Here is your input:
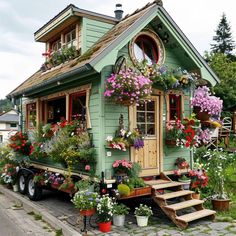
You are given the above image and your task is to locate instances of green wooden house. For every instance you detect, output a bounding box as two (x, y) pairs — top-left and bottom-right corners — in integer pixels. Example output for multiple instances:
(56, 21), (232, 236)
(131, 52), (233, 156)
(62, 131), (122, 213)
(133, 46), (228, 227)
(8, 0), (219, 178)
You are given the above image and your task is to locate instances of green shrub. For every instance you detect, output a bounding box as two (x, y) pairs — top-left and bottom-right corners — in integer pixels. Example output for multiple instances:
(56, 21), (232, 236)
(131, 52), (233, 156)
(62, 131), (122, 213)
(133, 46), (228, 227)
(117, 184), (130, 197)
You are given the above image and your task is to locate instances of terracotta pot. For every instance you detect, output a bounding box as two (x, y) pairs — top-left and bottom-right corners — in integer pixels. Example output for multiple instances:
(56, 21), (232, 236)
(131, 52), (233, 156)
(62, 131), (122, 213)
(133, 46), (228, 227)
(212, 199), (230, 211)
(99, 221), (111, 232)
(79, 208), (96, 216)
(194, 107), (210, 121)
(192, 193), (200, 199)
(165, 139), (176, 147)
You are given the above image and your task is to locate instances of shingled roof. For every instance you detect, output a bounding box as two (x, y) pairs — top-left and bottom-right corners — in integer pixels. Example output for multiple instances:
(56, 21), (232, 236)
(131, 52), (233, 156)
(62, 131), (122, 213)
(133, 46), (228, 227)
(9, 1), (161, 98)
(0, 110), (19, 123)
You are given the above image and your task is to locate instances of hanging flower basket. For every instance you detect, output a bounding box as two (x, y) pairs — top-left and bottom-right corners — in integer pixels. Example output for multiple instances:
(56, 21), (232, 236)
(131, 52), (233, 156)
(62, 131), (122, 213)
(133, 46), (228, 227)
(196, 111), (210, 121)
(104, 68), (152, 106)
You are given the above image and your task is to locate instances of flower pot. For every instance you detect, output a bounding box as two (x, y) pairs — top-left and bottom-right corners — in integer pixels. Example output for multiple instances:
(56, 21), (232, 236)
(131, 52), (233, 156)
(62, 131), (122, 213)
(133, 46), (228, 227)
(113, 215), (125, 227)
(79, 208), (96, 216)
(165, 139), (176, 147)
(192, 193), (200, 199)
(99, 221), (111, 232)
(136, 215), (149, 227)
(212, 199), (230, 211)
(13, 184), (19, 192)
(179, 180), (191, 190)
(196, 111), (210, 121)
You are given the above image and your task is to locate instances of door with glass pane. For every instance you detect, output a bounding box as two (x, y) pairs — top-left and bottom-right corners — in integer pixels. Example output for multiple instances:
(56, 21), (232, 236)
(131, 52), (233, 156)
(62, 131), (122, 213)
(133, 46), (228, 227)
(130, 96), (160, 176)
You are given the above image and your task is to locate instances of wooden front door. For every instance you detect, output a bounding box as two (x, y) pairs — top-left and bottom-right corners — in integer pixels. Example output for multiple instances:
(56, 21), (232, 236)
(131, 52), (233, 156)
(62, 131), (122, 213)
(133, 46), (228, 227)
(130, 96), (162, 176)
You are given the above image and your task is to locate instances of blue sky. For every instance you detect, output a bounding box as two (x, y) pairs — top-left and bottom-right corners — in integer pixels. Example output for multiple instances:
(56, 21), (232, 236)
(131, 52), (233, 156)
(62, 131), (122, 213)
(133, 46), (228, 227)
(0, 0), (235, 98)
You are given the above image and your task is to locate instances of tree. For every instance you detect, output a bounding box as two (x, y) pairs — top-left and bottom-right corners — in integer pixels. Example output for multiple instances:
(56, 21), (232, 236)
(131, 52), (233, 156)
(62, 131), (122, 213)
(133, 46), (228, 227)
(211, 13), (235, 55)
(0, 98), (13, 114)
(206, 52), (236, 110)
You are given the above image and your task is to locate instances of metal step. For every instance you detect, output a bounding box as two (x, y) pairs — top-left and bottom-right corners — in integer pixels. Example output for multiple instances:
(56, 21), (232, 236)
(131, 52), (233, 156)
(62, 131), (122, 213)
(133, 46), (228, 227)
(152, 181), (184, 190)
(155, 190), (194, 200)
(176, 209), (216, 223)
(164, 199), (204, 211)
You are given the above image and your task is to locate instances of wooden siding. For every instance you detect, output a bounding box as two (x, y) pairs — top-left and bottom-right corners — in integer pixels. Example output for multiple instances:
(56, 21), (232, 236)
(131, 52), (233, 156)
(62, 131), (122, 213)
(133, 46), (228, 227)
(82, 18), (114, 53)
(115, 42), (193, 173)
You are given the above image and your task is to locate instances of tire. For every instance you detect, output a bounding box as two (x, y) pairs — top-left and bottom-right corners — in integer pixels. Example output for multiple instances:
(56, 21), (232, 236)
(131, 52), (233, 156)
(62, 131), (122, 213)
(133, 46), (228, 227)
(26, 175), (42, 201)
(18, 172), (27, 194)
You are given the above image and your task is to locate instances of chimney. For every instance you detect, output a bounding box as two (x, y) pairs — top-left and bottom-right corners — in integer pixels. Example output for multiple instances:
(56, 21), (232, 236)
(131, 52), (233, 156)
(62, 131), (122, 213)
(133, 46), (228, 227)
(114, 4), (123, 20)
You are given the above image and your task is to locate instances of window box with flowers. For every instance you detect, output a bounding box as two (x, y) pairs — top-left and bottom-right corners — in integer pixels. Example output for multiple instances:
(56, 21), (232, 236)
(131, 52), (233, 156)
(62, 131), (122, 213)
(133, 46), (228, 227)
(136, 60), (198, 90)
(165, 116), (200, 149)
(106, 128), (144, 151)
(104, 68), (152, 106)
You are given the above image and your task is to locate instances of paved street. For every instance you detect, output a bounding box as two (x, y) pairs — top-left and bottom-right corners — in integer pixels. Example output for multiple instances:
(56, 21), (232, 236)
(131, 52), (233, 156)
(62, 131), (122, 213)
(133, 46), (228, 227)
(0, 191), (55, 236)
(0, 204), (25, 236)
(2, 186), (236, 235)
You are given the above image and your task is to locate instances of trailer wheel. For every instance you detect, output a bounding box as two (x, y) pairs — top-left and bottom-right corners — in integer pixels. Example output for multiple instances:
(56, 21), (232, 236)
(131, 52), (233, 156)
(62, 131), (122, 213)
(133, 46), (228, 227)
(26, 175), (42, 201)
(18, 173), (27, 194)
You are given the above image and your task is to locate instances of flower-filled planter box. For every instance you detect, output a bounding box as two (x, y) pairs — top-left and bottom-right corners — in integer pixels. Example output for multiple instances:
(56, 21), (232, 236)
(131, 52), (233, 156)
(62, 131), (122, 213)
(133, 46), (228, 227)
(119, 186), (151, 199)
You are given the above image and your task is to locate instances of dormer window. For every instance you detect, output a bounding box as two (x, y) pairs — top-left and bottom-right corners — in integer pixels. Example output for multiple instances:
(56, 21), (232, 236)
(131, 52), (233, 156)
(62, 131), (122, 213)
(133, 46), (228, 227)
(52, 39), (61, 51)
(65, 29), (76, 48)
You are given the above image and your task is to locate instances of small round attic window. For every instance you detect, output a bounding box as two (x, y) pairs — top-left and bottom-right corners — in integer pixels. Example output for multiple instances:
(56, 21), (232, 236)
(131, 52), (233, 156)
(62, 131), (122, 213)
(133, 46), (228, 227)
(129, 30), (165, 66)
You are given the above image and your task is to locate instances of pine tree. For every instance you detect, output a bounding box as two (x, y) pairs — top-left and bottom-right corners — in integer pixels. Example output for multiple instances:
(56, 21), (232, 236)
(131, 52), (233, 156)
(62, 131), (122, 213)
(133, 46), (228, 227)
(211, 13), (235, 55)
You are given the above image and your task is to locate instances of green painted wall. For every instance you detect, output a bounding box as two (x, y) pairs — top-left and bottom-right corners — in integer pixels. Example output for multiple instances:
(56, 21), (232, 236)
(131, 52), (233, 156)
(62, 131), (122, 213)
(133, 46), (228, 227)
(81, 18), (114, 53)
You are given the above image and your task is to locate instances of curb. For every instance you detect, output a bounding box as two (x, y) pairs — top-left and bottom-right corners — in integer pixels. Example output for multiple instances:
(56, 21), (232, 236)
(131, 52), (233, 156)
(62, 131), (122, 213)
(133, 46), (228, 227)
(0, 185), (81, 236)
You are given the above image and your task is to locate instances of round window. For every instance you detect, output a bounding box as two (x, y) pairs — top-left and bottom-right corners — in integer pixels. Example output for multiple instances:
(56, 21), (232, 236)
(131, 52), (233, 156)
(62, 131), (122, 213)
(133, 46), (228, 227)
(129, 30), (165, 66)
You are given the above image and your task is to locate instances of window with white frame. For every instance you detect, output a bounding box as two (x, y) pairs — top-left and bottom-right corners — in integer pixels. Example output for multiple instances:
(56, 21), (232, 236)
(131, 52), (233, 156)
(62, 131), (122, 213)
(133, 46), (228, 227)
(52, 39), (61, 51)
(65, 29), (76, 48)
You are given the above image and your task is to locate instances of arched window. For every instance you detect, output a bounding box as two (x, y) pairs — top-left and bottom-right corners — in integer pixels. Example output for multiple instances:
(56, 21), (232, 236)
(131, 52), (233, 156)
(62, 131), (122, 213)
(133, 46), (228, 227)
(129, 30), (165, 66)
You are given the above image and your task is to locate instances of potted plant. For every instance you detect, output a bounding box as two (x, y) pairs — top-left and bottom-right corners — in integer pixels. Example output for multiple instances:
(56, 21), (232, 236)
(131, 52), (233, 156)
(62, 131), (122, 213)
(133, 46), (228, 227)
(137, 60), (197, 90)
(0, 164), (18, 190)
(205, 149), (231, 210)
(96, 194), (114, 233)
(71, 191), (98, 216)
(173, 170), (191, 190)
(191, 86), (223, 120)
(134, 204), (153, 227)
(112, 159), (133, 182)
(188, 169), (209, 199)
(104, 68), (152, 106)
(112, 203), (130, 227)
(165, 119), (184, 147)
(174, 157), (189, 170)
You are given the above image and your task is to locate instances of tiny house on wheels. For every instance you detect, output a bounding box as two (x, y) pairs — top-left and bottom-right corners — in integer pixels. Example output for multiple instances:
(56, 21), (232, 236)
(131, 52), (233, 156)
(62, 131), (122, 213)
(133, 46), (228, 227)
(7, 0), (218, 228)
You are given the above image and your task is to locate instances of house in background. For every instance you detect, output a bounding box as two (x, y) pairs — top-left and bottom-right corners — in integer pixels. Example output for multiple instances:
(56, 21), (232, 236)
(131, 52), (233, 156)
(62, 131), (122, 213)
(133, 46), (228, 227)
(7, 0), (219, 176)
(0, 109), (19, 143)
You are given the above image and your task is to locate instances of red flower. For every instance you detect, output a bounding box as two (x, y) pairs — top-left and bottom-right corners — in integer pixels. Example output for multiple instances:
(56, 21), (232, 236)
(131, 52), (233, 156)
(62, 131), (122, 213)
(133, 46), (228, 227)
(85, 165), (91, 171)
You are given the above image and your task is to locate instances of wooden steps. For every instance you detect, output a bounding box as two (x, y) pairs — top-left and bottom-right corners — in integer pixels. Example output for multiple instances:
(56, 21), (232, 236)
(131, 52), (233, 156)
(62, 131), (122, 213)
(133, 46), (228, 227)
(164, 199), (204, 211)
(151, 172), (216, 229)
(176, 209), (216, 223)
(147, 181), (184, 190)
(155, 190), (194, 200)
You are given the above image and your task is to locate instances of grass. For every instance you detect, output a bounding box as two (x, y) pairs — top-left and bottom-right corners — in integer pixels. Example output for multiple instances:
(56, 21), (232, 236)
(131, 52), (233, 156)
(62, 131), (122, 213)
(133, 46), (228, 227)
(55, 229), (63, 236)
(34, 213), (42, 221)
